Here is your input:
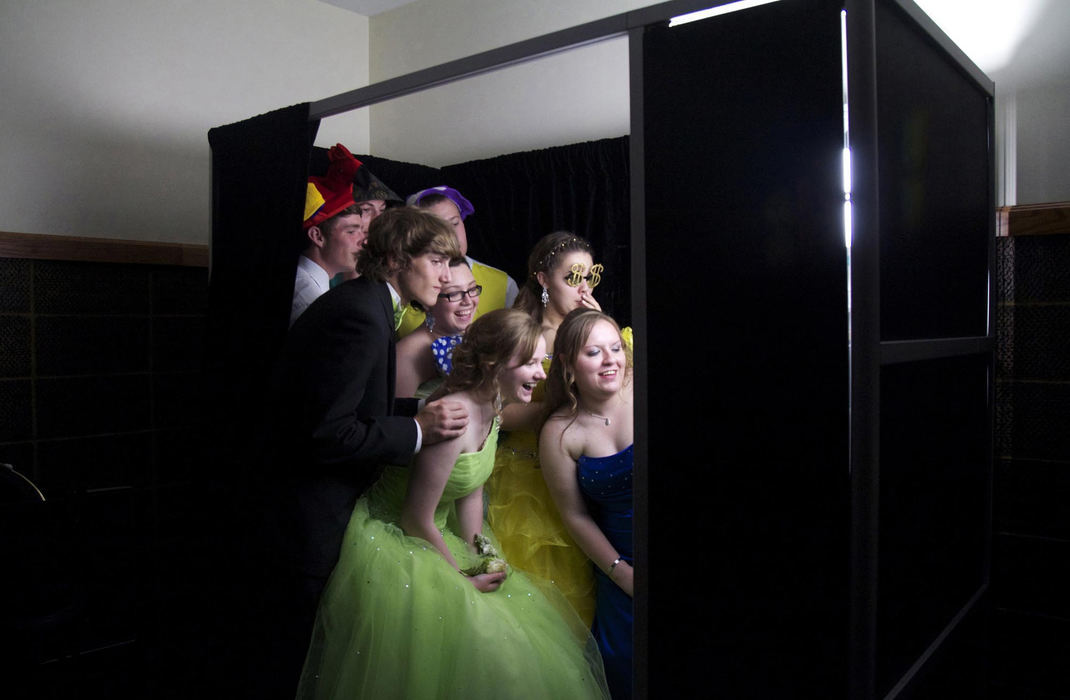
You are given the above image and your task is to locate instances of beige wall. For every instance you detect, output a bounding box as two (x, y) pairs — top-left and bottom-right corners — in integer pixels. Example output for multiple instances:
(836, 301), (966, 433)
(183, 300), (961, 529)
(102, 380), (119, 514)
(0, 0), (369, 244)
(361, 0), (658, 167)
(1002, 77), (1070, 205)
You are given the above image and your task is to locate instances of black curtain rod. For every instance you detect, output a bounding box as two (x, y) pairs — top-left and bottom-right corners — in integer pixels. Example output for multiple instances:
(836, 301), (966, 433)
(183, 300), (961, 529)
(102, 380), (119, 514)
(307, 0), (733, 120)
(308, 0), (991, 121)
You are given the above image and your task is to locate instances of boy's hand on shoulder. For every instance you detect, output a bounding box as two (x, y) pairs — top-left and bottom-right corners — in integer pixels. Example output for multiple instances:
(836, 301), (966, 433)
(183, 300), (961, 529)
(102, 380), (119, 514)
(417, 398), (469, 445)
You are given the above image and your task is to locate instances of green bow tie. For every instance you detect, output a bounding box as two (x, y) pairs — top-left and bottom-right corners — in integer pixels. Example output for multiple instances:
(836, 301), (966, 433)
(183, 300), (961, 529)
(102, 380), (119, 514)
(392, 300), (407, 332)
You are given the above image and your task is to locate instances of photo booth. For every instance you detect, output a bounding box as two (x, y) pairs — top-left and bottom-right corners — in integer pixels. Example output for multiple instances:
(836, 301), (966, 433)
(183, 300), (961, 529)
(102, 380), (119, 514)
(206, 1), (994, 696)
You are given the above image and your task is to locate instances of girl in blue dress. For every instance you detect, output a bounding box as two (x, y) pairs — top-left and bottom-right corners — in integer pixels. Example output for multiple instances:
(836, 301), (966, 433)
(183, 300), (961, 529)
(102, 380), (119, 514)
(539, 309), (634, 699)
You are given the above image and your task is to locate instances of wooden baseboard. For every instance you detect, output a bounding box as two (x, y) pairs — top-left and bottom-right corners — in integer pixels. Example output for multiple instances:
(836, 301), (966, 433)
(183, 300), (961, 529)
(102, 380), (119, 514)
(0, 231), (208, 267)
(997, 202), (1070, 237)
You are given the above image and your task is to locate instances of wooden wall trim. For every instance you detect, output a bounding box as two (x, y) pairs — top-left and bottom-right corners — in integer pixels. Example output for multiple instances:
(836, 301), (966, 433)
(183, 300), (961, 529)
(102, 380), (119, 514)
(0, 230), (208, 267)
(997, 202), (1070, 237)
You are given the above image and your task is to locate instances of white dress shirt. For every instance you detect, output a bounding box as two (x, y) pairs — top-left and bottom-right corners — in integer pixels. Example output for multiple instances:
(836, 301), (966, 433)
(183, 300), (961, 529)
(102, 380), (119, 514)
(290, 255), (331, 327)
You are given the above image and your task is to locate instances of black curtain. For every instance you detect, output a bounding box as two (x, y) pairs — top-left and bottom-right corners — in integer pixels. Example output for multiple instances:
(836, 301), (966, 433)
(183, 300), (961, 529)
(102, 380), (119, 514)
(311, 137), (631, 324)
(205, 104), (318, 479)
(205, 102), (319, 602)
(202, 104), (320, 696)
(444, 136), (631, 325)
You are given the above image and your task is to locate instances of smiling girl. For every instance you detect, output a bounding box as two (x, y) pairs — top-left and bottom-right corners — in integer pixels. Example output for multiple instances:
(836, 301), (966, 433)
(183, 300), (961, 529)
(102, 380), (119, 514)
(539, 308), (634, 700)
(395, 259), (482, 399)
(484, 232), (613, 627)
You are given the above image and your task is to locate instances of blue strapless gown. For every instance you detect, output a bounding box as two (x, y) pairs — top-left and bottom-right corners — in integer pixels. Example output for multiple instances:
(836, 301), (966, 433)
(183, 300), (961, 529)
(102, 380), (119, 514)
(577, 444), (634, 700)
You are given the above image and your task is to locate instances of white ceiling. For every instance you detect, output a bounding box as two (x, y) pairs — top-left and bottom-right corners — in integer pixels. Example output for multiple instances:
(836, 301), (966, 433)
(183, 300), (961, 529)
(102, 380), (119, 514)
(915, 0), (1070, 90)
(319, 0), (416, 16)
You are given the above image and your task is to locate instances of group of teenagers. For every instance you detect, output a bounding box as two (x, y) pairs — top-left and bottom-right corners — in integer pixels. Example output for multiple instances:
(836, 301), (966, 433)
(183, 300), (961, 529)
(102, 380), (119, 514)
(263, 144), (633, 699)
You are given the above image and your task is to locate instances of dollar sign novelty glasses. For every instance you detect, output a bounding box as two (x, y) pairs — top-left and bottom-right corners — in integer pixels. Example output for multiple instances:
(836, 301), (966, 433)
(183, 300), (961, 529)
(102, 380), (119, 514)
(565, 263), (604, 289)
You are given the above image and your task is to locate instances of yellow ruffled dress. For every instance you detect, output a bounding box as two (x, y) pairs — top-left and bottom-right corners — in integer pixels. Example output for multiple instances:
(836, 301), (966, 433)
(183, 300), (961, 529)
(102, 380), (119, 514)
(486, 328), (632, 627)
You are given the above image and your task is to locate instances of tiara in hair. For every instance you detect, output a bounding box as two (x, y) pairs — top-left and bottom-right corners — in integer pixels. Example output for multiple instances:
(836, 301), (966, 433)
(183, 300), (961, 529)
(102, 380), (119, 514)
(535, 236), (590, 274)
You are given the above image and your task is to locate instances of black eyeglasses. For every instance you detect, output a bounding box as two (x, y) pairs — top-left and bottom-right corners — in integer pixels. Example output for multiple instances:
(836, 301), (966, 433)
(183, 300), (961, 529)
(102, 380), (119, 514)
(438, 285), (483, 302)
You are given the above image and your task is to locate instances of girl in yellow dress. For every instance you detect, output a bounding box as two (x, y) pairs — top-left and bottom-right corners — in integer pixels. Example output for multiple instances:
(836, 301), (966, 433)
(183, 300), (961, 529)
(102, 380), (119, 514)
(486, 231), (618, 625)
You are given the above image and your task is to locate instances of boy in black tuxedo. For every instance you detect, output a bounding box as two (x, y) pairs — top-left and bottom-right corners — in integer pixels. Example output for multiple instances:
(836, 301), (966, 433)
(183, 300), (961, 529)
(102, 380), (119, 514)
(260, 207), (469, 697)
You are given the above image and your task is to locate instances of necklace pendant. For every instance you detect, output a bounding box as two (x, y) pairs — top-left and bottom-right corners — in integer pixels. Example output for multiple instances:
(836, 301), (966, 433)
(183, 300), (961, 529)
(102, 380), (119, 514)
(584, 408), (611, 426)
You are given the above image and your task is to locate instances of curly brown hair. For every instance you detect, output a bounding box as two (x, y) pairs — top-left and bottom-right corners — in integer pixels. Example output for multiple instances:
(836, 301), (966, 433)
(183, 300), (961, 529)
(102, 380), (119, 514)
(356, 207), (462, 281)
(443, 309), (542, 406)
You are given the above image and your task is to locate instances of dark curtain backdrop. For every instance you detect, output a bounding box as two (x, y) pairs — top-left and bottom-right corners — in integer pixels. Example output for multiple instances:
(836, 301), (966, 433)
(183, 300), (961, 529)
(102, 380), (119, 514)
(309, 137), (631, 325)
(205, 104), (318, 481)
(204, 104), (320, 697)
(443, 136), (631, 325)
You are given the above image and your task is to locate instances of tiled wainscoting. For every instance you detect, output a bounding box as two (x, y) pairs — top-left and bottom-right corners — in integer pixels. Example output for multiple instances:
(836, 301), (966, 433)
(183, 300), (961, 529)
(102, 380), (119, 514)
(993, 231), (1070, 699)
(1, 251), (213, 698)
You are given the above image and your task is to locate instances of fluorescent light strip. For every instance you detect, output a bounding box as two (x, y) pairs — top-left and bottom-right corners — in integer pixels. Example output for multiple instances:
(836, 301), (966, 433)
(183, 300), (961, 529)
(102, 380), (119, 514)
(843, 147), (852, 196)
(841, 11), (854, 365)
(841, 9), (852, 250)
(669, 0), (782, 27)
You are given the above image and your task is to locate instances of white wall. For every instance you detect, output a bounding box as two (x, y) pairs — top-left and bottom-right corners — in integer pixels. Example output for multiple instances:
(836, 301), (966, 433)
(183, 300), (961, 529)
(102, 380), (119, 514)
(0, 0), (369, 244)
(1006, 77), (1070, 205)
(982, 0), (1070, 206)
(362, 0), (658, 167)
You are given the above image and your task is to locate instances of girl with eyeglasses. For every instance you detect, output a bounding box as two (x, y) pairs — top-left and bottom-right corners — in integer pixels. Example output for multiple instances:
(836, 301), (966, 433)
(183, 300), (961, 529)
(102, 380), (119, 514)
(395, 259), (483, 399)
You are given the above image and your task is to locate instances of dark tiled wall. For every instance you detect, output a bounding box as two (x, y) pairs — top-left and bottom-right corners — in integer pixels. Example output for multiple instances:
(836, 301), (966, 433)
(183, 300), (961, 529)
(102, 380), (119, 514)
(994, 234), (1070, 699)
(1, 256), (210, 698)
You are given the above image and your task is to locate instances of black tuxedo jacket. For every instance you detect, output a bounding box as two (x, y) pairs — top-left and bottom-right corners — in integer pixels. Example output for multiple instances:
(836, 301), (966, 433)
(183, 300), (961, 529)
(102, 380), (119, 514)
(267, 276), (418, 580)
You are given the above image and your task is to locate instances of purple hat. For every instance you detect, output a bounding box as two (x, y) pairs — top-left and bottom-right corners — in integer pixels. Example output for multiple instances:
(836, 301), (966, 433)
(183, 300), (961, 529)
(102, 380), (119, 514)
(406, 186), (475, 220)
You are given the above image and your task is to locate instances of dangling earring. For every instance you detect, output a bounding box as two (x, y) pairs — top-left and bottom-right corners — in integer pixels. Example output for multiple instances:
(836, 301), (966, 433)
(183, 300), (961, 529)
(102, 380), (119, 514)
(424, 314), (435, 333)
(540, 286), (549, 307)
(494, 390), (504, 416)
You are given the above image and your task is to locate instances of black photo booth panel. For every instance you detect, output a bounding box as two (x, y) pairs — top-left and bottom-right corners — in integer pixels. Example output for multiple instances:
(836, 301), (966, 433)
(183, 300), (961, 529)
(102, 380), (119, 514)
(637, 0), (993, 697)
(640, 0), (850, 695)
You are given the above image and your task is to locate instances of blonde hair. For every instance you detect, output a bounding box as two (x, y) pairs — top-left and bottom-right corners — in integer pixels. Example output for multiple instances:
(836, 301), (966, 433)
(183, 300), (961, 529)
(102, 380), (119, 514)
(541, 308), (630, 427)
